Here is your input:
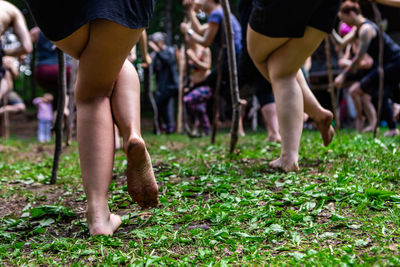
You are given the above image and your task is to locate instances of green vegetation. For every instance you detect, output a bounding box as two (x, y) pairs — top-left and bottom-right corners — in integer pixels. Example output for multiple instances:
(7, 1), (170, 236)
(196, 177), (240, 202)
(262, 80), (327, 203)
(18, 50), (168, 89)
(1, 130), (400, 265)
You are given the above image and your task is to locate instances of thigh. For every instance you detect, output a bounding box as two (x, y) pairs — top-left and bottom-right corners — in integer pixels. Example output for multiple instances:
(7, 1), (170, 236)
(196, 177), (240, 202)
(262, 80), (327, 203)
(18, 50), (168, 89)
(67, 20), (143, 100)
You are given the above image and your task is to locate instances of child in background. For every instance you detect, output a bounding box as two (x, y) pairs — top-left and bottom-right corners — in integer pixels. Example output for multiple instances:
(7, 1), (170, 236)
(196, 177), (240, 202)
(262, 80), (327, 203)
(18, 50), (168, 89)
(33, 93), (53, 142)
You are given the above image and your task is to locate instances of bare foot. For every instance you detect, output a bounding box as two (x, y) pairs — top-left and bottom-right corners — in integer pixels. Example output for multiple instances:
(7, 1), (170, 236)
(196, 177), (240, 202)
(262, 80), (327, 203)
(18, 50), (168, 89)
(269, 157), (299, 172)
(125, 136), (159, 209)
(355, 116), (365, 132)
(362, 124), (375, 133)
(314, 110), (334, 146)
(87, 211), (122, 236)
(384, 128), (399, 137)
(266, 134), (281, 143)
(393, 103), (400, 122)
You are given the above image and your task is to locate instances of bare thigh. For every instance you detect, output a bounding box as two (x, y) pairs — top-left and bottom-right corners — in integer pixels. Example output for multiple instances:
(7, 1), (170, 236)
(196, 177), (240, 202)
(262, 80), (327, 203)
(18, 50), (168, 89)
(248, 26), (326, 80)
(53, 19), (144, 100)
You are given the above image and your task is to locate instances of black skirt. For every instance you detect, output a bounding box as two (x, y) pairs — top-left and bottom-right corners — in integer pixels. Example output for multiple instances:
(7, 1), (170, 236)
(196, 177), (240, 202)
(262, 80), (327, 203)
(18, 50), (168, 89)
(249, 0), (341, 38)
(25, 0), (155, 41)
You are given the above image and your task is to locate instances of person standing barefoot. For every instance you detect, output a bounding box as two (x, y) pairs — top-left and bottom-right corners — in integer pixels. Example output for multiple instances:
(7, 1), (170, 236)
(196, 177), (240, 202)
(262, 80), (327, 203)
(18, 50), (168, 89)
(25, 0), (159, 236)
(247, 0), (339, 172)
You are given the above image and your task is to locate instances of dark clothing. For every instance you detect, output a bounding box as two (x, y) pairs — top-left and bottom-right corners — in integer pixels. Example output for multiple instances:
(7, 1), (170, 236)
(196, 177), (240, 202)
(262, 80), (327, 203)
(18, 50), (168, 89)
(153, 46), (179, 133)
(153, 46), (179, 92)
(249, 0), (341, 38)
(25, 0), (155, 41)
(37, 32), (59, 65)
(357, 20), (400, 129)
(208, 7), (242, 53)
(357, 20), (400, 65)
(238, 0), (274, 107)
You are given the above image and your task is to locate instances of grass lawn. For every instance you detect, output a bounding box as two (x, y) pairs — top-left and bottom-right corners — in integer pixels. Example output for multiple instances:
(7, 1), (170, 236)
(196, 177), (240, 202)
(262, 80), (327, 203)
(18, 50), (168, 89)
(0, 130), (400, 265)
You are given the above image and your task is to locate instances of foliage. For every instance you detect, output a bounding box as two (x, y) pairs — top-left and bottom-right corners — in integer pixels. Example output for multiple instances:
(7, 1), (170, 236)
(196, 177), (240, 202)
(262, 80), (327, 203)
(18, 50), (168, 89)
(1, 130), (400, 265)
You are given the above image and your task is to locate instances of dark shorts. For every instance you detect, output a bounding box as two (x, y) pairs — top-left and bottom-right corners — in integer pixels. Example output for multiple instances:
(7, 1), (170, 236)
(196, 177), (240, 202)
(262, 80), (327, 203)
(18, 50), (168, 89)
(249, 0), (342, 38)
(26, 0), (155, 41)
(360, 57), (400, 98)
(0, 91), (24, 107)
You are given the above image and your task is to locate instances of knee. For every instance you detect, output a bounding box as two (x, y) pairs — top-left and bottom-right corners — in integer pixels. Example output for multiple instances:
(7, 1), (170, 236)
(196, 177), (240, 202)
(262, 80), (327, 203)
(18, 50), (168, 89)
(349, 83), (361, 97)
(75, 81), (113, 104)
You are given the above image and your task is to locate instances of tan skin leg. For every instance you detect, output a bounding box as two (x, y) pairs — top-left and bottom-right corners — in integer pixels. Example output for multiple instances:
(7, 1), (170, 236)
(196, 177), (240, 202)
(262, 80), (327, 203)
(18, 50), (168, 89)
(261, 103), (281, 142)
(296, 70), (334, 146)
(361, 93), (377, 132)
(248, 26), (326, 172)
(53, 20), (158, 236)
(349, 82), (366, 132)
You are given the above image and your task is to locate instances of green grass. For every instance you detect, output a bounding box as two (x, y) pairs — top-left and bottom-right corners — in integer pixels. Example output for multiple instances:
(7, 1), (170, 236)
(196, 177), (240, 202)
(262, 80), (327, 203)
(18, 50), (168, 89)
(1, 130), (400, 265)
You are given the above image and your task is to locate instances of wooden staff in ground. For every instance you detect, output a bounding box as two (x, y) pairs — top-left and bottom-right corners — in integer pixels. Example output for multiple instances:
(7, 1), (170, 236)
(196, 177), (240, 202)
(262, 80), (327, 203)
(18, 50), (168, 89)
(220, 0), (241, 153)
(50, 49), (66, 185)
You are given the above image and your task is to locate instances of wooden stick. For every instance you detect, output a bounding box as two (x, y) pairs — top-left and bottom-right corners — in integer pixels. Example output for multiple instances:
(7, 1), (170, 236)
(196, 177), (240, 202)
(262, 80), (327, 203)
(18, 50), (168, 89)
(65, 58), (77, 146)
(177, 44), (186, 134)
(324, 37), (339, 132)
(50, 49), (66, 184)
(2, 92), (9, 139)
(372, 2), (384, 138)
(220, 0), (241, 154)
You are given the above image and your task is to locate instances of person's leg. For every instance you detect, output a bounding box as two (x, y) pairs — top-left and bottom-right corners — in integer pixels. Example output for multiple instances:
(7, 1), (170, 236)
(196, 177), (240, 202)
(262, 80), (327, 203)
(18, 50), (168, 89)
(55, 20), (146, 236)
(110, 61), (158, 208)
(38, 120), (45, 142)
(248, 26), (326, 172)
(44, 120), (51, 142)
(361, 93), (377, 132)
(296, 70), (334, 146)
(349, 82), (366, 132)
(261, 103), (281, 142)
(166, 94), (176, 133)
(393, 102), (400, 122)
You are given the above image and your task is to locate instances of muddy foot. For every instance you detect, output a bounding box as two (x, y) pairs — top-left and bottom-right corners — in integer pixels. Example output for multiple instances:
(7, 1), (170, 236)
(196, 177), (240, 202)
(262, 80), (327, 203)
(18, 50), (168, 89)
(125, 137), (159, 209)
(362, 124), (375, 133)
(384, 128), (399, 137)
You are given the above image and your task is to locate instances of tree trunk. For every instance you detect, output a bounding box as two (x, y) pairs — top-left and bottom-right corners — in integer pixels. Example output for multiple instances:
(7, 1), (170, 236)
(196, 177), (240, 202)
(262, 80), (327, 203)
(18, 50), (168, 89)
(220, 0), (241, 154)
(372, 2), (384, 138)
(165, 0), (173, 46)
(324, 37), (338, 131)
(50, 49), (67, 185)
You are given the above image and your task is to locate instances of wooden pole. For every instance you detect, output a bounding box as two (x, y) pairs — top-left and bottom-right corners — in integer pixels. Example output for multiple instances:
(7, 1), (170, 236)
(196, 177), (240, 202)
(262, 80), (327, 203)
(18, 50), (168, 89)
(177, 44), (185, 134)
(372, 2), (384, 138)
(324, 37), (339, 132)
(2, 93), (9, 139)
(220, 0), (241, 154)
(50, 49), (66, 184)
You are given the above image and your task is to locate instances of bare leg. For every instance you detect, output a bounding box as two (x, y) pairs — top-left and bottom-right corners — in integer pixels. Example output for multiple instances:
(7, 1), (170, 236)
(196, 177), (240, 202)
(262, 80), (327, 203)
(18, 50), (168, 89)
(296, 71), (334, 146)
(248, 26), (325, 172)
(55, 20), (146, 236)
(349, 82), (365, 132)
(261, 103), (281, 142)
(114, 125), (121, 150)
(111, 61), (159, 209)
(361, 93), (377, 132)
(393, 103), (400, 122)
(0, 103), (25, 115)
(238, 99), (247, 137)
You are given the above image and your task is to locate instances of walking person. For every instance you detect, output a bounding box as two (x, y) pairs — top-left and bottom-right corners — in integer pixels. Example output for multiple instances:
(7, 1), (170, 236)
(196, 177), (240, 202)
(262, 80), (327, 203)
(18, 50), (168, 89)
(25, 0), (159, 236)
(247, 0), (338, 171)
